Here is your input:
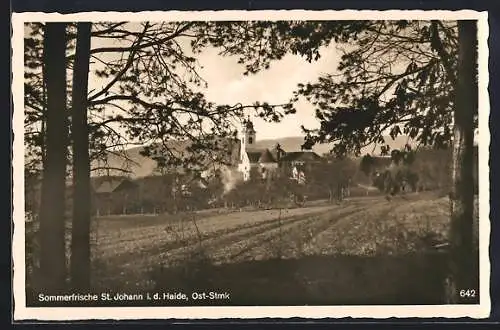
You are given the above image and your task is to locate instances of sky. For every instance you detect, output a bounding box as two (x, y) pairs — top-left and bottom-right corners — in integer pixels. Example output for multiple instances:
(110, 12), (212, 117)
(87, 24), (342, 142)
(196, 45), (341, 140)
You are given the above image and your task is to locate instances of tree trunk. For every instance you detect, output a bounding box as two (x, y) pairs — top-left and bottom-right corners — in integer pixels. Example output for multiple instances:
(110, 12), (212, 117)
(446, 20), (477, 304)
(70, 22), (92, 290)
(38, 23), (69, 293)
(40, 62), (47, 168)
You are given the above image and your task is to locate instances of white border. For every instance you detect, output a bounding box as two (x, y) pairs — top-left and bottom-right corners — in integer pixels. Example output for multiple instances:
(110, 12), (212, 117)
(12, 10), (491, 321)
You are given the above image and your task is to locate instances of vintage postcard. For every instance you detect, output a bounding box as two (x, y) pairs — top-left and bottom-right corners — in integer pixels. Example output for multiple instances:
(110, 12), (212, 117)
(12, 9), (491, 320)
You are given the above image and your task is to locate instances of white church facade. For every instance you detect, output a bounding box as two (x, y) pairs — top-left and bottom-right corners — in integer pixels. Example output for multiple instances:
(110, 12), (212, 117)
(235, 117), (321, 183)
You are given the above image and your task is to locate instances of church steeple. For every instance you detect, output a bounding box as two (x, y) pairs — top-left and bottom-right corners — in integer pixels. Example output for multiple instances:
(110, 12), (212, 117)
(243, 115), (256, 147)
(240, 116), (256, 164)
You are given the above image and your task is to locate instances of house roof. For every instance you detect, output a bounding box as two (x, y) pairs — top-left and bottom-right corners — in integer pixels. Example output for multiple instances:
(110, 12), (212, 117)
(94, 178), (137, 194)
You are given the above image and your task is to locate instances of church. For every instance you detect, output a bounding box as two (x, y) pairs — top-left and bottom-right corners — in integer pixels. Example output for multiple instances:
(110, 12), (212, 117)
(235, 117), (323, 183)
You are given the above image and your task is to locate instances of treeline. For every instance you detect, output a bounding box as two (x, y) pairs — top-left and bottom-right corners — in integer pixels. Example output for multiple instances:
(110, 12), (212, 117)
(89, 168), (303, 215)
(89, 174), (222, 216)
(25, 146), (475, 219)
(361, 147), (478, 195)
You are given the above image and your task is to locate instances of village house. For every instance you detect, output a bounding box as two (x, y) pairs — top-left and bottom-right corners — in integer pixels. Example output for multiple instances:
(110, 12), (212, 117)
(91, 177), (139, 216)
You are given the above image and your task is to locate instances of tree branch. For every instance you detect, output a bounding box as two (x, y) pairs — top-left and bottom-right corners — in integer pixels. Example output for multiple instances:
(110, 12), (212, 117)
(77, 22), (195, 58)
(90, 22), (127, 37)
(431, 20), (457, 84)
(87, 23), (149, 102)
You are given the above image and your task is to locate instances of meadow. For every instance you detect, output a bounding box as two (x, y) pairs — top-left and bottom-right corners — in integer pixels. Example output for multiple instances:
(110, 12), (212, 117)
(26, 191), (480, 306)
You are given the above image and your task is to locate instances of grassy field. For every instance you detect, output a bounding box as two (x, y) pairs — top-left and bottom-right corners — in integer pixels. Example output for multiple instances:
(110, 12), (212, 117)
(26, 191), (480, 306)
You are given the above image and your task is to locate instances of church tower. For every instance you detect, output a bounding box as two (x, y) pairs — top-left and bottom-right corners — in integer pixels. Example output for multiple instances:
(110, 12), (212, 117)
(240, 116), (256, 160)
(238, 116), (256, 181)
(243, 116), (256, 147)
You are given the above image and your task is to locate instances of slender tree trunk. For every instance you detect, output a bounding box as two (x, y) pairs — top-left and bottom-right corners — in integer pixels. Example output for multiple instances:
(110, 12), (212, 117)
(38, 23), (69, 293)
(337, 183), (343, 202)
(446, 20), (477, 304)
(40, 62), (47, 168)
(70, 22), (92, 290)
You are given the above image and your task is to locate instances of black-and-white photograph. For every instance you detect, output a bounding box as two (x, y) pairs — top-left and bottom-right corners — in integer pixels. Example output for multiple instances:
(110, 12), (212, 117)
(12, 10), (490, 320)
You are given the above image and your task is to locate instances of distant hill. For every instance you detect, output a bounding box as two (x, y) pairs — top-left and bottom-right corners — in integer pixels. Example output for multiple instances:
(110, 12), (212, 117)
(91, 145), (158, 178)
(254, 135), (417, 157)
(91, 135), (417, 178)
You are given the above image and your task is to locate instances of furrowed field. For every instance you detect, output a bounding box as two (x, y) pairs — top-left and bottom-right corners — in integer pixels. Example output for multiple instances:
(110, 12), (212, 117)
(26, 191), (480, 305)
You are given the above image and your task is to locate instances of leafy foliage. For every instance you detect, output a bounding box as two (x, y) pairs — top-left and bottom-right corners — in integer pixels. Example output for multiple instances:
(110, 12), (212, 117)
(360, 154), (375, 177)
(289, 20), (475, 157)
(369, 147), (452, 194)
(24, 21), (314, 178)
(191, 21), (371, 75)
(308, 157), (357, 201)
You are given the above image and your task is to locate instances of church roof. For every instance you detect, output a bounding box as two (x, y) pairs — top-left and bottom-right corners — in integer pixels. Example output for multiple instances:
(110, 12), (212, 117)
(280, 151), (322, 162)
(246, 149), (268, 163)
(245, 148), (324, 164)
(245, 148), (278, 163)
(258, 149), (277, 163)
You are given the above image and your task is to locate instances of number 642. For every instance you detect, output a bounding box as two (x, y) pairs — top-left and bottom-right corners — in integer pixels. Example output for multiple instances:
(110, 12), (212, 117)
(459, 289), (477, 298)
